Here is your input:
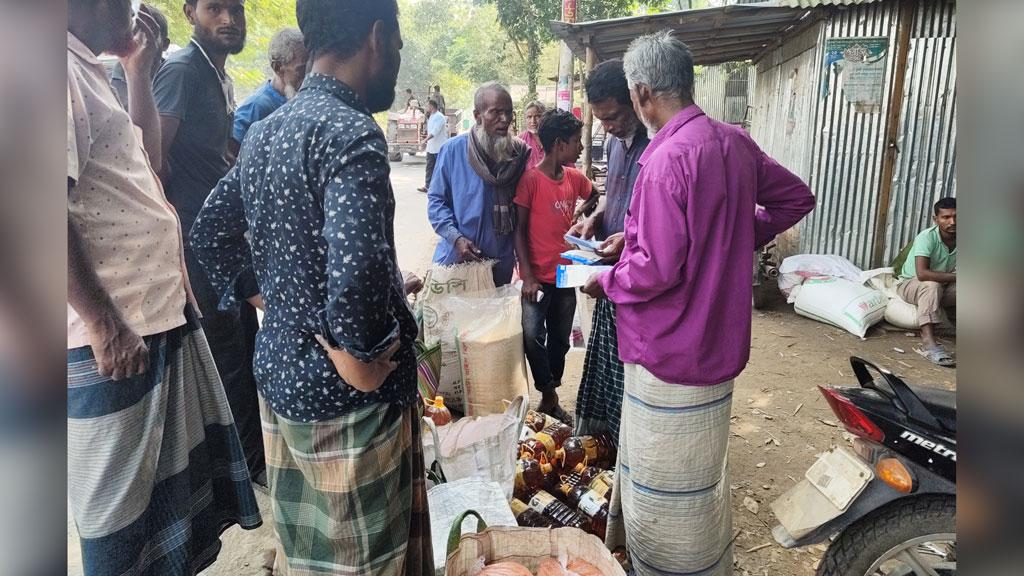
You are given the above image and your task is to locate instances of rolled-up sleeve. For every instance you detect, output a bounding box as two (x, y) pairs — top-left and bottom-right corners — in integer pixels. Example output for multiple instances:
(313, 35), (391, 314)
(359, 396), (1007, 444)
(189, 165), (256, 310)
(317, 134), (400, 362)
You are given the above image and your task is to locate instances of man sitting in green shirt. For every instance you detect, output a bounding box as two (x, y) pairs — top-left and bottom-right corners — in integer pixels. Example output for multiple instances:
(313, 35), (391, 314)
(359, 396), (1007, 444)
(896, 197), (956, 367)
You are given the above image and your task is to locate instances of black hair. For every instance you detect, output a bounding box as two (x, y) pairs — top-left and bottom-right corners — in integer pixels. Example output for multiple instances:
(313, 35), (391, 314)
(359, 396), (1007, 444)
(427, 99), (439, 109)
(296, 0), (399, 60)
(434, 84), (440, 91)
(933, 197), (956, 215)
(586, 59), (630, 106)
(538, 109), (583, 154)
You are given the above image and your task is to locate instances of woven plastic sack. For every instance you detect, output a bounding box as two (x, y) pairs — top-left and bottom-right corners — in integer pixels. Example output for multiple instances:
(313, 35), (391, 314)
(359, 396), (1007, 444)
(456, 287), (530, 417)
(793, 276), (887, 338)
(445, 511), (625, 576)
(418, 262), (498, 411)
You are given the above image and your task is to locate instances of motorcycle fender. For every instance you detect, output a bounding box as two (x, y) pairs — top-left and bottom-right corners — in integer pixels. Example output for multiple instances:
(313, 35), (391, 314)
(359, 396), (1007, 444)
(773, 482), (921, 549)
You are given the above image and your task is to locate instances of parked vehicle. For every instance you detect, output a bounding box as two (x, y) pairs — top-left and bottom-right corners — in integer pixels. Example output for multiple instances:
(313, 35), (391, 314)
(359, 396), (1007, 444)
(752, 241), (779, 309)
(386, 108), (463, 162)
(771, 357), (956, 575)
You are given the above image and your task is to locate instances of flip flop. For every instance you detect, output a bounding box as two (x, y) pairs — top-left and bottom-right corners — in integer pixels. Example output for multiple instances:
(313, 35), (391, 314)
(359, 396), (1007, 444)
(915, 345), (956, 367)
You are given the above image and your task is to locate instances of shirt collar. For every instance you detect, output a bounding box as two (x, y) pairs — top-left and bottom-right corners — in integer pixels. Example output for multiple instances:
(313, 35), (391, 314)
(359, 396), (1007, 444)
(300, 73), (371, 116)
(67, 32), (102, 66)
(637, 104), (705, 166)
(266, 81), (288, 105)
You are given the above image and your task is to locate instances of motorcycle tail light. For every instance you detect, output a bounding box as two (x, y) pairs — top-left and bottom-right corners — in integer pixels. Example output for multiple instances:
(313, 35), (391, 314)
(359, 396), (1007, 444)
(877, 457), (914, 493)
(818, 386), (885, 443)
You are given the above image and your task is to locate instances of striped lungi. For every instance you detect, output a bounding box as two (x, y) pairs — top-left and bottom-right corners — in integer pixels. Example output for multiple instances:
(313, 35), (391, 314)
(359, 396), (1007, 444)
(261, 398), (433, 576)
(605, 364), (734, 576)
(67, 309), (262, 576)
(574, 298), (625, 444)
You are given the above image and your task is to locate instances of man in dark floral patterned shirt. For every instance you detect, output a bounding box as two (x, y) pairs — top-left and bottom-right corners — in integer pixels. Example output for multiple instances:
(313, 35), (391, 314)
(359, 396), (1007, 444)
(189, 1), (433, 573)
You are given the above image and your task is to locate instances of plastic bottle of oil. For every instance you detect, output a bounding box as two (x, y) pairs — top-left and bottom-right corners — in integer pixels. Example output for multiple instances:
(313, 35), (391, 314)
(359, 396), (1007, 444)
(587, 469), (614, 499)
(423, 395), (452, 427)
(514, 455), (556, 496)
(520, 422), (572, 460)
(527, 490), (586, 529)
(510, 497), (555, 528)
(524, 410), (561, 433)
(555, 472), (610, 539)
(554, 433), (616, 471)
(573, 463), (605, 487)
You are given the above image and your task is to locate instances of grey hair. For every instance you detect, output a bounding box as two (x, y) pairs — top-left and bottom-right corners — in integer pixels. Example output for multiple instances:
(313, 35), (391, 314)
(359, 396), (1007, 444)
(622, 30), (694, 100)
(524, 100), (546, 114)
(269, 27), (306, 67)
(474, 81), (511, 112)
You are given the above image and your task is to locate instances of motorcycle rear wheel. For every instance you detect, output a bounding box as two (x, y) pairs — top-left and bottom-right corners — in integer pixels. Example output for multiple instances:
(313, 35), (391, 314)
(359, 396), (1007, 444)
(817, 495), (955, 576)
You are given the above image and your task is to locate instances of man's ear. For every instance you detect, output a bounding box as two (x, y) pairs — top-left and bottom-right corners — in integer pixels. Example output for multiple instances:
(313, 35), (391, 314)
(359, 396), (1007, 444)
(368, 19), (387, 62)
(271, 61), (282, 75)
(634, 84), (653, 109)
(183, 2), (196, 26)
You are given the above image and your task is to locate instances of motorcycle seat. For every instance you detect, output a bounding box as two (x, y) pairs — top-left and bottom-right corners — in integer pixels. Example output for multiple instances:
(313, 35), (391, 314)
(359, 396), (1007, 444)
(908, 384), (956, 433)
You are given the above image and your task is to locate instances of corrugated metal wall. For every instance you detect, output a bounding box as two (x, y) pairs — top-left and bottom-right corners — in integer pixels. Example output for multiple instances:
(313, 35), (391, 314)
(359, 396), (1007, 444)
(882, 0), (957, 262)
(800, 0), (901, 268)
(750, 23), (823, 181)
(787, 0), (956, 268)
(695, 65), (730, 122)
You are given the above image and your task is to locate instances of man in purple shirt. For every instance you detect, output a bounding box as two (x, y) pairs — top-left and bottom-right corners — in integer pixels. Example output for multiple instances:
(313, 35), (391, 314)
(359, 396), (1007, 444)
(583, 32), (814, 575)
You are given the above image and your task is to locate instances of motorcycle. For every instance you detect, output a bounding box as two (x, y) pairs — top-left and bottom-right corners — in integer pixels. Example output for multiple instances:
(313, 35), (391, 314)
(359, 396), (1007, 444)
(770, 357), (956, 575)
(752, 241), (779, 309)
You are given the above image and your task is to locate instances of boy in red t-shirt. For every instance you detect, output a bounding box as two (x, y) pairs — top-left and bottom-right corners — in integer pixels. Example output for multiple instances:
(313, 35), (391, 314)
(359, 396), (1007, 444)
(514, 109), (593, 423)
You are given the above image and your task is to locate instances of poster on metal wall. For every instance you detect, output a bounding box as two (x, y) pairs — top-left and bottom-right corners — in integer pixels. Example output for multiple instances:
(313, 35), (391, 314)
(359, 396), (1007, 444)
(822, 37), (889, 113)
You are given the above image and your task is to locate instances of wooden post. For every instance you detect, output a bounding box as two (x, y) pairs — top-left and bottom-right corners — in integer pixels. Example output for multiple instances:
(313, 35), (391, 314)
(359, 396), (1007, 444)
(582, 43), (597, 179)
(871, 0), (916, 268)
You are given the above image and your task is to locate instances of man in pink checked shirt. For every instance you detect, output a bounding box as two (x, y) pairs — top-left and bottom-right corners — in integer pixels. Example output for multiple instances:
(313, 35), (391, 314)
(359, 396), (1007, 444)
(582, 31), (814, 576)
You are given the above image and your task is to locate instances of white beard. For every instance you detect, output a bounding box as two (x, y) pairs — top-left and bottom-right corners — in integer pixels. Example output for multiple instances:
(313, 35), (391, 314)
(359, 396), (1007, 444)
(474, 124), (515, 164)
(283, 83), (299, 100)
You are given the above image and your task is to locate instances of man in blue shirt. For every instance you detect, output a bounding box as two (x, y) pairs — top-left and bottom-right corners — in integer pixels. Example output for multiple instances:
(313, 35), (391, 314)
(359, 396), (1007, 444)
(428, 82), (530, 286)
(570, 59), (650, 444)
(419, 98), (448, 192)
(229, 27), (307, 158)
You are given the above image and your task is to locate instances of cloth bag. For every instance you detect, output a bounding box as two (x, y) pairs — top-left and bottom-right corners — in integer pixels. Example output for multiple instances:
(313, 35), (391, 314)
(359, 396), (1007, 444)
(424, 395), (528, 500)
(444, 511), (626, 576)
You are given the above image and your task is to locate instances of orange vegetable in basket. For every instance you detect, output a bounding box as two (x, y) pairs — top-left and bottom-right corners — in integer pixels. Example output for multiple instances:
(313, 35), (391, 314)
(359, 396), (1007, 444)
(567, 558), (605, 576)
(535, 557), (569, 576)
(477, 561), (534, 576)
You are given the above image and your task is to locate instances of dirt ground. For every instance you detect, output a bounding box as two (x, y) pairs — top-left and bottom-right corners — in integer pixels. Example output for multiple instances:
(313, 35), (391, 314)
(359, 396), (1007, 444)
(68, 159), (956, 575)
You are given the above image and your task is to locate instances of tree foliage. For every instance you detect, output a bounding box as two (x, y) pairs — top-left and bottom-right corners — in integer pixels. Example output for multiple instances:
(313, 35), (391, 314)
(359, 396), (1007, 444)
(478, 0), (671, 102)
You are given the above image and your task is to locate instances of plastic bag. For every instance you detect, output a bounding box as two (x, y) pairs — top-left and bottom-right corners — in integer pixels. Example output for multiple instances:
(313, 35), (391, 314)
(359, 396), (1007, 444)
(793, 276), (887, 338)
(778, 254), (863, 297)
(425, 396), (528, 500)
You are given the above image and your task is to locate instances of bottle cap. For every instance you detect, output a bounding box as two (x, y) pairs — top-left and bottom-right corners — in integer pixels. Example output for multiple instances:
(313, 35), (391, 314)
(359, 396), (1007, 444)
(434, 395), (445, 408)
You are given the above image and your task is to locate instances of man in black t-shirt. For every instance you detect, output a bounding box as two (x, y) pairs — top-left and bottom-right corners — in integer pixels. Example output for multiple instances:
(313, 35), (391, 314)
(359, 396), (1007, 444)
(153, 0), (266, 486)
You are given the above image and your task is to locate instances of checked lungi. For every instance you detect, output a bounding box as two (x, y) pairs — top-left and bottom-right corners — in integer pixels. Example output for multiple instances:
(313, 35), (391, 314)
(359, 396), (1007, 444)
(605, 364), (734, 576)
(67, 309), (262, 576)
(575, 298), (625, 444)
(261, 399), (433, 576)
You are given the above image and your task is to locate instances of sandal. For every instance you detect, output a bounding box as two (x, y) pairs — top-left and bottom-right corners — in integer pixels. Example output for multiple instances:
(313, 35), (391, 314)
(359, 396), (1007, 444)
(915, 345), (956, 367)
(541, 404), (574, 428)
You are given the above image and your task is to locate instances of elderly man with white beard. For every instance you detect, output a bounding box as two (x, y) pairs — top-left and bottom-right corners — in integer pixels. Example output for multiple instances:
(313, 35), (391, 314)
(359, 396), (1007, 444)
(428, 82), (530, 286)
